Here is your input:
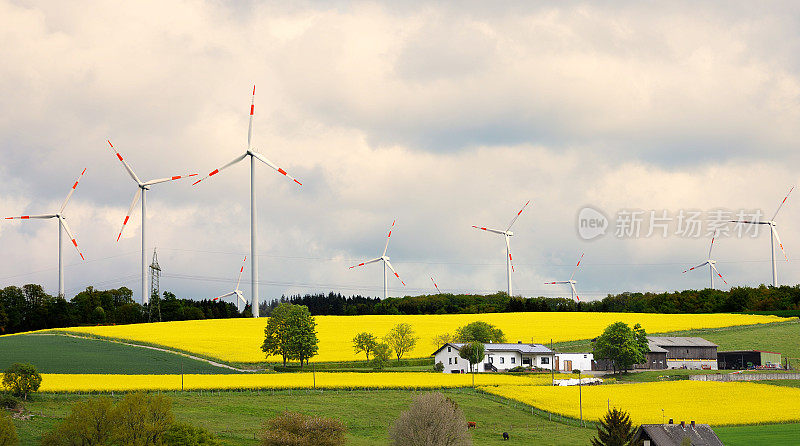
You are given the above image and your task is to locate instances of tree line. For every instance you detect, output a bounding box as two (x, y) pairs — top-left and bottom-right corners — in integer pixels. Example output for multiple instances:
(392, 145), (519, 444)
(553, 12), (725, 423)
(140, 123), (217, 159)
(0, 284), (246, 335)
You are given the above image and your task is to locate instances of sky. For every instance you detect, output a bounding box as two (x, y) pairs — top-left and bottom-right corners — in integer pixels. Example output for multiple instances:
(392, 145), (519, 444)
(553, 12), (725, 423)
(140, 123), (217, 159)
(1, 0), (800, 303)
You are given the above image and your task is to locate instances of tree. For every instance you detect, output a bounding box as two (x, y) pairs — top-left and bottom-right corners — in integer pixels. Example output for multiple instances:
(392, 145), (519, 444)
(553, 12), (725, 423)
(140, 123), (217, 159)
(632, 323), (649, 363)
(593, 322), (643, 374)
(112, 392), (174, 445)
(384, 323), (419, 362)
(431, 333), (453, 349)
(389, 392), (471, 446)
(1, 363), (41, 400)
(590, 408), (637, 446)
(41, 397), (116, 446)
(459, 341), (485, 387)
(262, 303), (318, 367)
(0, 411), (17, 446)
(454, 321), (505, 343)
(372, 343), (393, 370)
(260, 411), (347, 446)
(352, 332), (378, 361)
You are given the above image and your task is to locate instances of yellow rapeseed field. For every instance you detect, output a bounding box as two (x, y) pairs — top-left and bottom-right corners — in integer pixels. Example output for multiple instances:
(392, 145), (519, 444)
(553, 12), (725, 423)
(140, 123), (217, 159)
(480, 381), (800, 425)
(38, 372), (569, 392)
(53, 312), (785, 363)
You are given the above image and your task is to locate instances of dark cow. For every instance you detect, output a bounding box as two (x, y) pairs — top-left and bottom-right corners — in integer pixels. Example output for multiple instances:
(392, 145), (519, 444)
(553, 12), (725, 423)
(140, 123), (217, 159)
(502, 432), (510, 440)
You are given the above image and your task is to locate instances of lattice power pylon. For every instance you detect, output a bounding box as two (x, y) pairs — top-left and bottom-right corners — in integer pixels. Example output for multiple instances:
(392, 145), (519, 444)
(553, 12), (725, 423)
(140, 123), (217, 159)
(149, 248), (162, 322)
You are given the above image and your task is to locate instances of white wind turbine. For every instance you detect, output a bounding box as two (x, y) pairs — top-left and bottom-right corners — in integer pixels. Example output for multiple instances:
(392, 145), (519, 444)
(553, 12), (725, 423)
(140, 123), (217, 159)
(682, 231), (727, 289)
(108, 140), (197, 304)
(212, 256), (248, 312)
(3, 169), (86, 297)
(430, 276), (441, 294)
(472, 200), (530, 297)
(349, 220), (406, 299)
(544, 253), (584, 301)
(729, 187), (793, 287)
(192, 86), (303, 318)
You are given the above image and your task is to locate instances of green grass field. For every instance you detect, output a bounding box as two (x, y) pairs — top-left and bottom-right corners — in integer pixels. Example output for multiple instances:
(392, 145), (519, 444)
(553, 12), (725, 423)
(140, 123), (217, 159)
(10, 389), (596, 445)
(0, 334), (236, 374)
(555, 319), (800, 360)
(715, 423), (800, 446)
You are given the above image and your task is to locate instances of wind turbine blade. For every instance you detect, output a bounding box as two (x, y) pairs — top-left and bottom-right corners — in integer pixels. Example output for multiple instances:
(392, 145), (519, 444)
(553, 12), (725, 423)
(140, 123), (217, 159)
(544, 281), (570, 284)
(235, 255), (247, 290)
(472, 226), (506, 235)
(505, 236), (515, 272)
(59, 217), (84, 260)
(382, 220), (396, 257)
(710, 264), (728, 285)
(772, 227), (789, 261)
(212, 291), (236, 301)
(143, 173), (198, 186)
(192, 153), (248, 186)
(708, 230), (718, 258)
(107, 140), (142, 184)
(384, 259), (406, 286)
(236, 291), (247, 305)
(570, 283), (579, 301)
(430, 277), (440, 293)
(728, 220), (767, 225)
(682, 261), (709, 274)
(4, 214), (57, 220)
(349, 257), (382, 269)
(251, 152), (303, 186)
(569, 253), (584, 280)
(60, 168), (87, 213)
(116, 188), (142, 241)
(771, 186), (794, 221)
(248, 85), (255, 150)
(506, 200), (531, 231)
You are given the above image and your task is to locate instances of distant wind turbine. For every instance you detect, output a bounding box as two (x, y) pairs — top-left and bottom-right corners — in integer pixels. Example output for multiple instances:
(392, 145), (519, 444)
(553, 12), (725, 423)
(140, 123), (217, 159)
(682, 231), (727, 289)
(3, 169), (87, 297)
(472, 200), (530, 297)
(108, 140), (197, 304)
(545, 253), (584, 301)
(430, 276), (441, 294)
(729, 187), (793, 287)
(349, 220), (406, 299)
(212, 256), (248, 312)
(192, 86), (303, 318)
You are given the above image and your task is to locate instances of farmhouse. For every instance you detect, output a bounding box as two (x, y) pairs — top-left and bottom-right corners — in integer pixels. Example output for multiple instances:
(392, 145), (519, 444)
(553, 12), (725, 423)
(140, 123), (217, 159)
(633, 421), (723, 446)
(432, 342), (554, 373)
(553, 352), (594, 372)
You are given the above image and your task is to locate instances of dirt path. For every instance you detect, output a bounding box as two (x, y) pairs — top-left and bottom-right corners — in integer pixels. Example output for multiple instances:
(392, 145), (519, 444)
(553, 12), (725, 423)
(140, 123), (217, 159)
(31, 332), (261, 373)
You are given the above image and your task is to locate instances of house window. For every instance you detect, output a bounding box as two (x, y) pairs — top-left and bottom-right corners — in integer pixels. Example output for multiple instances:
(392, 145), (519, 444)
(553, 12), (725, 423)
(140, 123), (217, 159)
(448, 347), (451, 352)
(500, 357), (504, 364)
(511, 357), (516, 364)
(541, 357), (550, 365)
(448, 358), (452, 365)
(523, 358), (531, 365)
(454, 357), (458, 364)
(488, 357), (493, 364)
(583, 355), (588, 359)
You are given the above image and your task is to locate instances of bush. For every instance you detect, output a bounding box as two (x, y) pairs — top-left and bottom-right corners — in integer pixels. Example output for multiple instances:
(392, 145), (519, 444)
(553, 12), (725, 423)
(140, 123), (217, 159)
(390, 392), (471, 446)
(1, 363), (41, 400)
(0, 394), (20, 411)
(41, 397), (115, 446)
(372, 343), (393, 370)
(434, 362), (444, 372)
(260, 411), (347, 446)
(163, 422), (221, 445)
(0, 412), (17, 446)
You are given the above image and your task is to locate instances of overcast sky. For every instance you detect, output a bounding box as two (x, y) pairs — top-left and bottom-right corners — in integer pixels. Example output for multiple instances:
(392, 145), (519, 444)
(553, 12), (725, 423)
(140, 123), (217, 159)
(2, 1), (800, 303)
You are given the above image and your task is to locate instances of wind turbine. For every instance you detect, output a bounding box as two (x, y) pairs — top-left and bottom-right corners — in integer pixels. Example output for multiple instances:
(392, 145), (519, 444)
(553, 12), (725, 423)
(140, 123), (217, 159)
(682, 231), (727, 289)
(212, 256), (248, 312)
(349, 220), (406, 299)
(4, 169), (86, 297)
(729, 187), (793, 287)
(108, 140), (197, 304)
(472, 200), (530, 297)
(544, 253), (584, 301)
(192, 86), (303, 318)
(430, 276), (441, 294)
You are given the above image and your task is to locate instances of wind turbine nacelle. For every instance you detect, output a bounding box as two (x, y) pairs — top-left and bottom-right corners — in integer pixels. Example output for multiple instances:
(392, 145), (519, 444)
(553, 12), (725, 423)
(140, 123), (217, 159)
(506, 231), (514, 237)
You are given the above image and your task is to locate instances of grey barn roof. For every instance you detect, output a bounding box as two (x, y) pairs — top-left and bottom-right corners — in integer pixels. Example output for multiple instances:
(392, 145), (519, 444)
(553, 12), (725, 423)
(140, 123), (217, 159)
(634, 423), (723, 446)
(646, 339), (668, 353)
(432, 342), (553, 356)
(647, 336), (718, 348)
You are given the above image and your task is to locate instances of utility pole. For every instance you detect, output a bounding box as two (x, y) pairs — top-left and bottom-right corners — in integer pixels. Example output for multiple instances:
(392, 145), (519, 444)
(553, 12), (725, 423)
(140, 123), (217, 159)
(551, 339), (555, 386)
(148, 248), (161, 322)
(578, 370), (584, 427)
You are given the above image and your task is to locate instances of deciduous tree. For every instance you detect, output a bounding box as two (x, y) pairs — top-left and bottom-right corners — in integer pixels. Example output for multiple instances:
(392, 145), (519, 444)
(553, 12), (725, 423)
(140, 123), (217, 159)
(384, 323), (419, 362)
(352, 332), (378, 361)
(1, 363), (41, 400)
(454, 321), (505, 343)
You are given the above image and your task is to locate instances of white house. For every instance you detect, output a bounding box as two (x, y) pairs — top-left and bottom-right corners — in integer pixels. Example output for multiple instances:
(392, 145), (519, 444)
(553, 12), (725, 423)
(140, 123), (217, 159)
(432, 342), (555, 373)
(554, 352), (594, 372)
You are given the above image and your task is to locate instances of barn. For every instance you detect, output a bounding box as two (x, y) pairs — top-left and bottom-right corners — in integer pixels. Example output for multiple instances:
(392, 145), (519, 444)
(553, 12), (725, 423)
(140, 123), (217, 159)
(647, 337), (718, 370)
(717, 350), (782, 370)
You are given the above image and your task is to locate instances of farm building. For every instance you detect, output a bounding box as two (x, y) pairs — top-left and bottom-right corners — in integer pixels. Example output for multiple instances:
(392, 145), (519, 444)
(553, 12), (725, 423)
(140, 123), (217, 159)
(717, 350), (782, 370)
(647, 337), (718, 370)
(432, 342), (554, 373)
(554, 352), (594, 372)
(633, 421), (723, 446)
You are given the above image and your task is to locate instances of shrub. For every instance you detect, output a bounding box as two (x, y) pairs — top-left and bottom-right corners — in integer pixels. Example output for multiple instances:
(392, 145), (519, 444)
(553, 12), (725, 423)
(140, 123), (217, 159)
(163, 422), (221, 445)
(2, 363), (41, 400)
(0, 412), (17, 446)
(372, 343), (393, 370)
(434, 362), (444, 372)
(260, 411), (347, 446)
(389, 392), (471, 446)
(41, 397), (115, 446)
(0, 394), (20, 411)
